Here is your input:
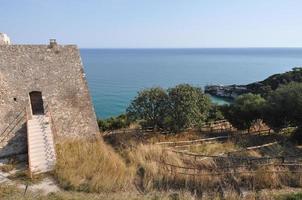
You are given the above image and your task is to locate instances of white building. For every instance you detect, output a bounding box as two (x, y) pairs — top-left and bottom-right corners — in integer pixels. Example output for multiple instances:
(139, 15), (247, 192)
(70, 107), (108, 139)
(0, 33), (11, 45)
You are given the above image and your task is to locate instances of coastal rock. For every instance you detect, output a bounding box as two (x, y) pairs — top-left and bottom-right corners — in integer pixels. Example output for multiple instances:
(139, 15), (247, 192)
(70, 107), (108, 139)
(205, 85), (248, 99)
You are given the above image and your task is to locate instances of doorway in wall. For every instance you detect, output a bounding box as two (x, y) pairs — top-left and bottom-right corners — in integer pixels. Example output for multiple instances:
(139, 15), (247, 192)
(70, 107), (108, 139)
(29, 91), (45, 115)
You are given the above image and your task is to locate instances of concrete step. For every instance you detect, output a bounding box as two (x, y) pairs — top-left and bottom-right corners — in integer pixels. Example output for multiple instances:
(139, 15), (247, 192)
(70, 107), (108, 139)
(31, 156), (56, 163)
(30, 147), (55, 154)
(28, 139), (53, 144)
(28, 131), (52, 137)
(31, 165), (53, 173)
(27, 115), (56, 175)
(28, 135), (53, 141)
(31, 159), (55, 166)
(28, 127), (51, 132)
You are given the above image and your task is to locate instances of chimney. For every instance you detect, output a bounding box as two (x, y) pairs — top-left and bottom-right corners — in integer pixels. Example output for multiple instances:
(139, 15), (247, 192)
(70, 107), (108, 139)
(49, 39), (57, 48)
(0, 33), (11, 45)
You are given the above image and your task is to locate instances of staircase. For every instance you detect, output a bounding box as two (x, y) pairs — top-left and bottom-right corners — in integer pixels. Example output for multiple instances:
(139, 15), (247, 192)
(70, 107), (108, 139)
(27, 115), (56, 175)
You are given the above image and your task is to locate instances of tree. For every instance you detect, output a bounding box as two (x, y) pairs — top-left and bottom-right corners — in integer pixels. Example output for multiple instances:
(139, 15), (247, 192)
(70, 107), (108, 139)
(126, 87), (169, 130)
(222, 93), (266, 131)
(98, 114), (130, 131)
(264, 82), (302, 132)
(166, 84), (211, 132)
(207, 105), (225, 122)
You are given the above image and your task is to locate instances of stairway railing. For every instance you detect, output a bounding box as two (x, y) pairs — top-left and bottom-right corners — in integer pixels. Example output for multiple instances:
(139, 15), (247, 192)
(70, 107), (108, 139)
(0, 107), (27, 144)
(44, 104), (58, 139)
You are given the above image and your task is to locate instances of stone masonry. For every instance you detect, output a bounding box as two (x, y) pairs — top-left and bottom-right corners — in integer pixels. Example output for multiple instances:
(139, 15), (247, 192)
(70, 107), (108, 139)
(0, 42), (99, 158)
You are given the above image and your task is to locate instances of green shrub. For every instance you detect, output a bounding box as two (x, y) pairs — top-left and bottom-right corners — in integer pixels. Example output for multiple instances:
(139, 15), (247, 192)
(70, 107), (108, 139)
(277, 192), (302, 200)
(98, 114), (130, 131)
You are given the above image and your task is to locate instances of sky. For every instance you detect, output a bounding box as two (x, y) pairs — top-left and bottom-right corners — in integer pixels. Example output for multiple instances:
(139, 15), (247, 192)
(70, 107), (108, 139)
(1, 0), (302, 48)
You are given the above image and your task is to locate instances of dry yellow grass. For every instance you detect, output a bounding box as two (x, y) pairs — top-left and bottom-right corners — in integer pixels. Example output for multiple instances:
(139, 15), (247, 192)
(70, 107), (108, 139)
(126, 144), (185, 191)
(126, 144), (223, 195)
(188, 140), (236, 155)
(54, 138), (134, 193)
(0, 183), (196, 200)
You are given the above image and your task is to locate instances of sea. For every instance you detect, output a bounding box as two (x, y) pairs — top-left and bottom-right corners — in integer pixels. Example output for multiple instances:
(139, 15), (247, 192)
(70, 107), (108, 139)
(80, 48), (302, 119)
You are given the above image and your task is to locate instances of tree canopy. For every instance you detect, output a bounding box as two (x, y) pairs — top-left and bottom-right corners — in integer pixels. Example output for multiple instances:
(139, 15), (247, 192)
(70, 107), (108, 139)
(166, 84), (211, 132)
(264, 82), (302, 131)
(126, 87), (169, 130)
(222, 93), (266, 131)
(126, 84), (212, 132)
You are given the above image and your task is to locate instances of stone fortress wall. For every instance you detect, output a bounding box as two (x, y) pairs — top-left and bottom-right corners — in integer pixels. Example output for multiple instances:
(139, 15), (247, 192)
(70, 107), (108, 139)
(0, 40), (99, 157)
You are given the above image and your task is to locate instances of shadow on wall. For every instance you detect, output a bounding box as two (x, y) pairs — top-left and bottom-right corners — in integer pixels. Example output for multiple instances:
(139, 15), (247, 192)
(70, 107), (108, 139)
(0, 123), (27, 159)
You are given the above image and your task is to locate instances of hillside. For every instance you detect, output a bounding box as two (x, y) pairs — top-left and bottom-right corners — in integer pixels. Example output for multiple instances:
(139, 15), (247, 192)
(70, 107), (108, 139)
(205, 67), (302, 98)
(247, 67), (302, 95)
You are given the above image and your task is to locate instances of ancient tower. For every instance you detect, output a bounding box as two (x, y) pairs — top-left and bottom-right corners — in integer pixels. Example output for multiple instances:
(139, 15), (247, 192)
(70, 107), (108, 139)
(0, 35), (99, 173)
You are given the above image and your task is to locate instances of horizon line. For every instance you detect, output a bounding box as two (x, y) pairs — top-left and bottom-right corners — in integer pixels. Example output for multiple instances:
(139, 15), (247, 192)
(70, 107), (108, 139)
(79, 47), (302, 49)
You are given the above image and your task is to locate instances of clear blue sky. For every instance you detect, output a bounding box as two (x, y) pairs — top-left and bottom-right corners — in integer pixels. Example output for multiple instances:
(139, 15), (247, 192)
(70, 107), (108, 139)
(1, 0), (302, 48)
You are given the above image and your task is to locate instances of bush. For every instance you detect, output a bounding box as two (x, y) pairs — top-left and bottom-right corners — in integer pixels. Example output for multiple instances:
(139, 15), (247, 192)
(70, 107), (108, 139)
(98, 114), (130, 131)
(222, 93), (266, 131)
(264, 82), (302, 132)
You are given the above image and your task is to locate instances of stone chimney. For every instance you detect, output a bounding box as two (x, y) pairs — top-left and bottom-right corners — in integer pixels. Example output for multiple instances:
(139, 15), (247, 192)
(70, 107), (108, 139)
(49, 39), (57, 48)
(0, 33), (11, 45)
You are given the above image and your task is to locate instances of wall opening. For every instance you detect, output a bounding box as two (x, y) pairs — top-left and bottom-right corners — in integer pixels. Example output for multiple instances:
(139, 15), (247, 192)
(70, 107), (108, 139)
(29, 91), (45, 115)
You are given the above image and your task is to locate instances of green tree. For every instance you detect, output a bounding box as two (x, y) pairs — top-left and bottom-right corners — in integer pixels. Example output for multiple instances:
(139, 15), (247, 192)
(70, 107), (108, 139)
(126, 87), (169, 130)
(264, 82), (302, 132)
(207, 105), (225, 122)
(98, 114), (130, 131)
(166, 84), (212, 132)
(222, 93), (266, 131)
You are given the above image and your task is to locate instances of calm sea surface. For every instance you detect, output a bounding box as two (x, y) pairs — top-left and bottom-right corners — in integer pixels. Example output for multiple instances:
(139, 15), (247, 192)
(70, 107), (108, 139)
(80, 48), (302, 119)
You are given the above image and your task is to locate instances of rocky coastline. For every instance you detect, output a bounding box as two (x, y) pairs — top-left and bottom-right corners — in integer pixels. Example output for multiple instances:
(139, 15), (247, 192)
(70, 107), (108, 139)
(204, 84), (249, 99)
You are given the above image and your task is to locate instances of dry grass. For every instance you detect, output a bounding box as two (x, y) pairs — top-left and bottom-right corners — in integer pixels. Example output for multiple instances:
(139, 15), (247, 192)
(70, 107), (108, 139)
(126, 144), (225, 195)
(126, 144), (185, 191)
(188, 140), (236, 155)
(54, 137), (134, 193)
(0, 184), (196, 200)
(0, 163), (15, 173)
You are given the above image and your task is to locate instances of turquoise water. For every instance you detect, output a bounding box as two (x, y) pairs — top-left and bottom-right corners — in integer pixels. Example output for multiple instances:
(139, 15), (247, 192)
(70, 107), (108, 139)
(80, 48), (302, 119)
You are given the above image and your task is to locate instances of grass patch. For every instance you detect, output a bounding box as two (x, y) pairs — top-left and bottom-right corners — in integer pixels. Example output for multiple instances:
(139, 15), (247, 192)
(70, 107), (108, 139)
(54, 138), (134, 193)
(188, 140), (236, 155)
(0, 184), (195, 200)
(0, 164), (15, 173)
(277, 192), (302, 200)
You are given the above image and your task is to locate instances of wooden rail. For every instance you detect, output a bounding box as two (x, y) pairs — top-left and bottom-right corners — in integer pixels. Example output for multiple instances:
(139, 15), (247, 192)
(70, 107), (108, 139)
(45, 104), (58, 139)
(156, 136), (229, 146)
(158, 159), (302, 177)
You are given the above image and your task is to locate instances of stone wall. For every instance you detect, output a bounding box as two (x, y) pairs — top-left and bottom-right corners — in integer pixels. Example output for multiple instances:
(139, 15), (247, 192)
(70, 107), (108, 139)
(0, 44), (99, 157)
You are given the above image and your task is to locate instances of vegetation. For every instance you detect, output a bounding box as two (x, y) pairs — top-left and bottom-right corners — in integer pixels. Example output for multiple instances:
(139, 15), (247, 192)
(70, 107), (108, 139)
(277, 192), (302, 200)
(127, 84), (213, 133)
(222, 93), (266, 131)
(4, 70), (302, 199)
(246, 67), (302, 96)
(222, 82), (302, 142)
(54, 138), (133, 192)
(0, 184), (196, 200)
(98, 114), (130, 131)
(264, 82), (302, 132)
(166, 84), (212, 132)
(126, 87), (169, 130)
